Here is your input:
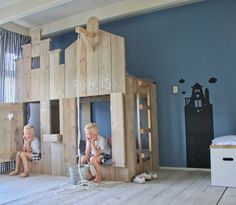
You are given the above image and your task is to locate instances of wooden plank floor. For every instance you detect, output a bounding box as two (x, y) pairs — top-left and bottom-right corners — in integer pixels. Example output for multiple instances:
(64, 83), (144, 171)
(0, 170), (235, 205)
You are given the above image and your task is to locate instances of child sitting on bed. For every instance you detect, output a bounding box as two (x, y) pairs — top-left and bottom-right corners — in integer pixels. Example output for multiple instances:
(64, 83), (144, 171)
(9, 124), (41, 177)
(81, 123), (110, 182)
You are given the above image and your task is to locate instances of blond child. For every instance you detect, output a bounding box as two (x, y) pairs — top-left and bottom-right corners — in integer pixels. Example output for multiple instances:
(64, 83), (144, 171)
(9, 124), (41, 177)
(81, 123), (110, 182)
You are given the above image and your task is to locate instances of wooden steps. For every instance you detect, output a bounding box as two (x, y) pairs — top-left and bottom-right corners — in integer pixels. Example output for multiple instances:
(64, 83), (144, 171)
(136, 80), (153, 171)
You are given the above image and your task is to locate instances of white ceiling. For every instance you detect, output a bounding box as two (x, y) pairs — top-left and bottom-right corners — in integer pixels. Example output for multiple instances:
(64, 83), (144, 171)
(0, 0), (24, 9)
(13, 0), (124, 28)
(0, 0), (202, 36)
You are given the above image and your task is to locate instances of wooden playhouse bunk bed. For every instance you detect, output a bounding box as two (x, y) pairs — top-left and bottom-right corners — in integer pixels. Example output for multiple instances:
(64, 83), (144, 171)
(0, 17), (159, 182)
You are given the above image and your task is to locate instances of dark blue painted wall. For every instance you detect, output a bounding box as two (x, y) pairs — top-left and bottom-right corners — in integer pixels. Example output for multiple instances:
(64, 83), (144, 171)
(51, 0), (236, 167)
(91, 102), (111, 138)
(51, 32), (77, 64)
(79, 101), (111, 140)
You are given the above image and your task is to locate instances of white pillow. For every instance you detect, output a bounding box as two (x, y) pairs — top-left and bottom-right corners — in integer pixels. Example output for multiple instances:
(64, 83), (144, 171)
(212, 135), (236, 145)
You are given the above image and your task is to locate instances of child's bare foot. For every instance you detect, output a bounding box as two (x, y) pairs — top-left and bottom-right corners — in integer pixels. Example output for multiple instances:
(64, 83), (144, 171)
(20, 172), (29, 178)
(9, 169), (19, 176)
(93, 177), (102, 183)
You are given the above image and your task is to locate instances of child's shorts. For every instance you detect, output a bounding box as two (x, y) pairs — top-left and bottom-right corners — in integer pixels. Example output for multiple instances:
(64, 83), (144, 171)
(31, 153), (41, 162)
(100, 154), (111, 164)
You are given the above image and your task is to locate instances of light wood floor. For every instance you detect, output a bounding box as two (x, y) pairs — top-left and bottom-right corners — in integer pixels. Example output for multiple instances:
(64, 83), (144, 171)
(0, 169), (235, 205)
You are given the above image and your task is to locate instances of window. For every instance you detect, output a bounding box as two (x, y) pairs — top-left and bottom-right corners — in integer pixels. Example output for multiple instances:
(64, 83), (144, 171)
(3, 52), (17, 102)
(0, 28), (30, 102)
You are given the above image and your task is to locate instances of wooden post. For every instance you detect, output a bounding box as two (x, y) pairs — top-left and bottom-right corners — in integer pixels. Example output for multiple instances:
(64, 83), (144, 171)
(60, 98), (77, 175)
(111, 92), (126, 167)
(151, 83), (159, 171)
(125, 76), (137, 180)
(65, 40), (78, 98)
(49, 49), (65, 99)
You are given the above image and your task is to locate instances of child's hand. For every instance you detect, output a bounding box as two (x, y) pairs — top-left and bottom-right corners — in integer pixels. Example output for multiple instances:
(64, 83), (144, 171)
(23, 135), (28, 141)
(86, 136), (92, 142)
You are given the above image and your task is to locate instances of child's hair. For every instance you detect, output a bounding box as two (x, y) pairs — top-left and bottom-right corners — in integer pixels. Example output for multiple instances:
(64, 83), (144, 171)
(84, 123), (99, 133)
(24, 124), (35, 136)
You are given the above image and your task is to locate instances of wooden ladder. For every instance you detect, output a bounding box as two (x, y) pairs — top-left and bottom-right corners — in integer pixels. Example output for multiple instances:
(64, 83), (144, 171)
(136, 80), (153, 171)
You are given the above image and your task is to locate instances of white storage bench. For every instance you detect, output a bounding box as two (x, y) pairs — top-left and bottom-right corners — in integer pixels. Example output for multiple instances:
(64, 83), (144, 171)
(210, 145), (236, 187)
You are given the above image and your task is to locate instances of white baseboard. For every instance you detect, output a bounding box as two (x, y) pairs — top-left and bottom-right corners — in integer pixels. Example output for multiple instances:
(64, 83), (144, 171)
(160, 166), (211, 172)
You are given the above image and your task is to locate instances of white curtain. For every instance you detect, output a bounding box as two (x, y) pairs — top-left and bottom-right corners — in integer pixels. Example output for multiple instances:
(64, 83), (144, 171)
(0, 28), (30, 102)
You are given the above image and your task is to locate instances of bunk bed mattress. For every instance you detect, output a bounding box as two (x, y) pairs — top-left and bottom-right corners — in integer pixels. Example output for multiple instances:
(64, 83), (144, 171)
(210, 135), (236, 187)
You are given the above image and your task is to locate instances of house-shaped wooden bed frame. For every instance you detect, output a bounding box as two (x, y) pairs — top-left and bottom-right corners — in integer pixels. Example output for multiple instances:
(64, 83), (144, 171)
(0, 17), (159, 182)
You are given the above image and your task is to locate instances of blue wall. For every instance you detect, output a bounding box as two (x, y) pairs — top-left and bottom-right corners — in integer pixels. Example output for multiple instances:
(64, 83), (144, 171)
(91, 102), (111, 137)
(51, 0), (236, 167)
(51, 31), (77, 64)
(79, 101), (111, 140)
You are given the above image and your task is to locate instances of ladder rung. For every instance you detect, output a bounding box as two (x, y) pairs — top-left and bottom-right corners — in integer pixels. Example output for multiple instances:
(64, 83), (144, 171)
(138, 80), (151, 88)
(139, 105), (151, 110)
(140, 128), (151, 134)
(137, 87), (149, 96)
(139, 92), (149, 98)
